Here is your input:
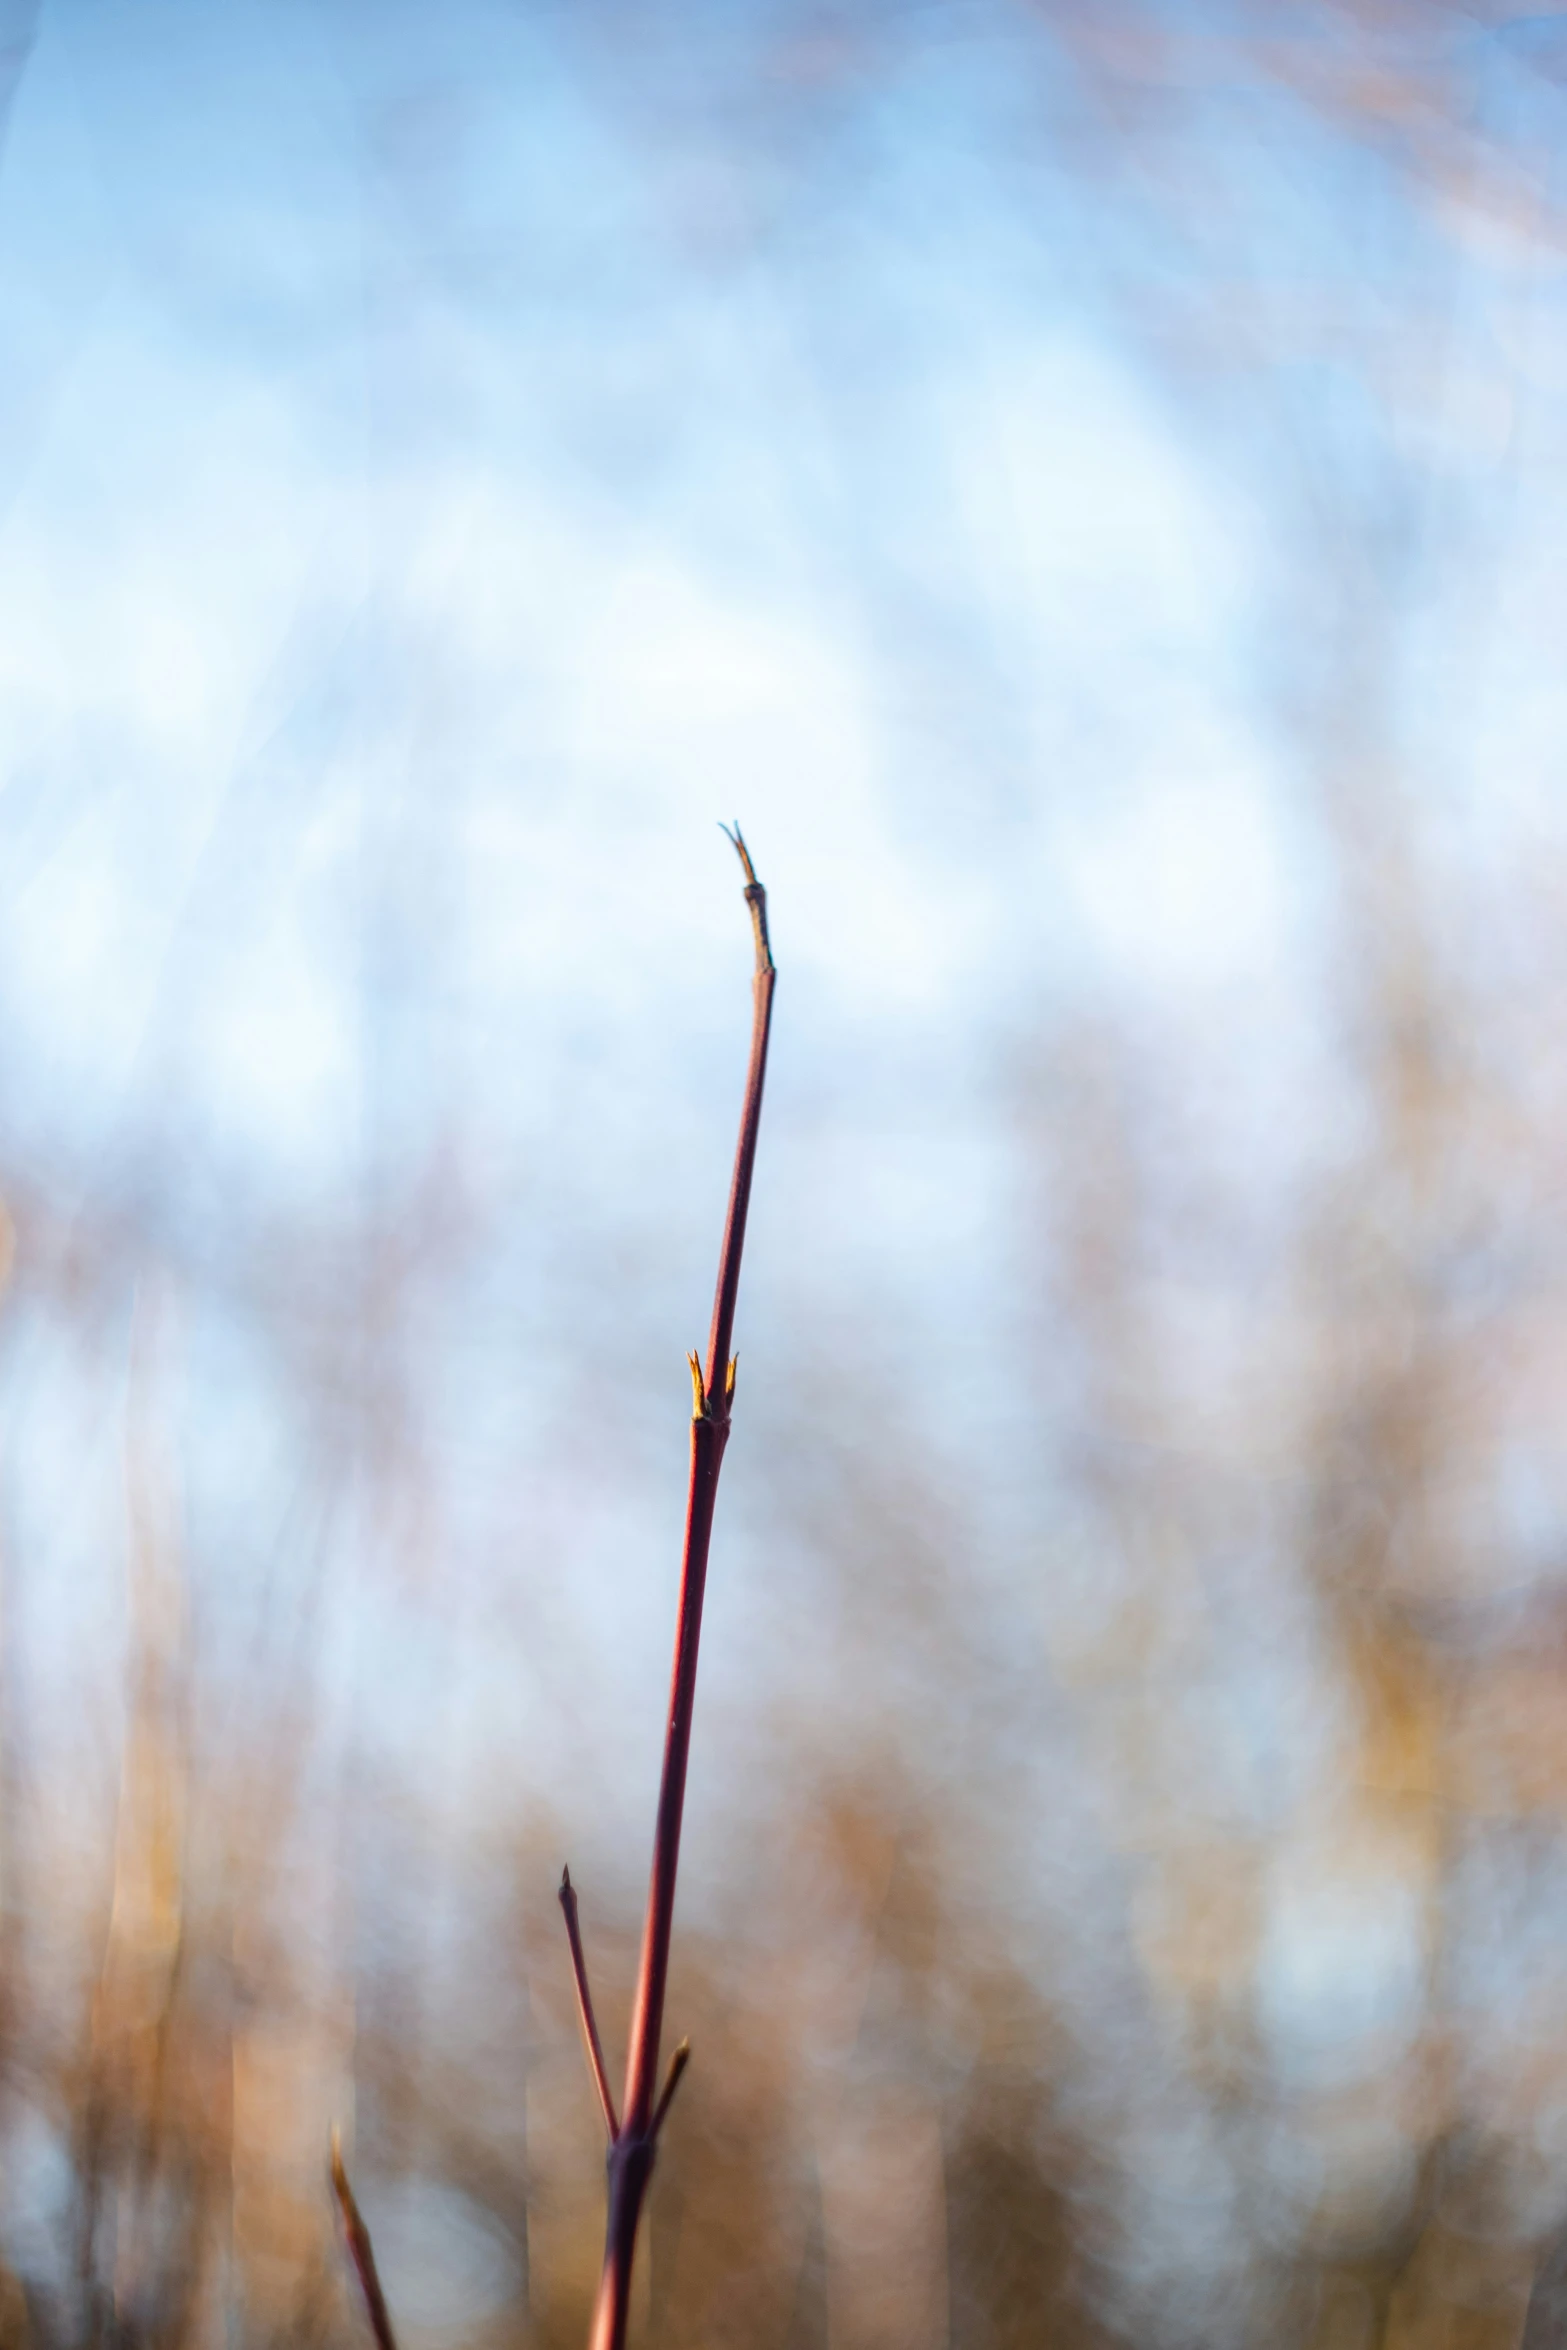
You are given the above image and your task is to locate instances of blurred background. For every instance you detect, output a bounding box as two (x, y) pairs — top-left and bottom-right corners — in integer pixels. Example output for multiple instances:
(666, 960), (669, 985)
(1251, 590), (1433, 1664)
(3, 2), (1567, 2345)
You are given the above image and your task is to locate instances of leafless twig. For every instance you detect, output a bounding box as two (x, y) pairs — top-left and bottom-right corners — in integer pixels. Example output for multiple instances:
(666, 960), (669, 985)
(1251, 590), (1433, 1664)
(575, 825), (776, 2350)
(325, 835), (774, 2350)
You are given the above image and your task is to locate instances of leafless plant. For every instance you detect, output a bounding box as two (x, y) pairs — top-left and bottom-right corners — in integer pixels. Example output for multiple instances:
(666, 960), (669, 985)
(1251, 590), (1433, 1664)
(567, 823), (775, 2350)
(333, 828), (776, 2350)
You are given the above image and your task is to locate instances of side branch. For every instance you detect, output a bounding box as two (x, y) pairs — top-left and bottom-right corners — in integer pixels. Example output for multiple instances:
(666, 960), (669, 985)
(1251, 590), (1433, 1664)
(559, 1867), (619, 2139)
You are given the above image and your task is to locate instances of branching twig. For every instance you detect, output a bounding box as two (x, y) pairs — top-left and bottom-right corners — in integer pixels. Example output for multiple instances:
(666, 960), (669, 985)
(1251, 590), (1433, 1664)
(578, 824), (777, 2350)
(328, 835), (774, 2350)
(330, 2128), (398, 2350)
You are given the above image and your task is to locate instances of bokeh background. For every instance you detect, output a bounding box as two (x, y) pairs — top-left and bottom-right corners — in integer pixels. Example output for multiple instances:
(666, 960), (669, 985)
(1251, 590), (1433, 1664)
(4, 3), (1567, 2345)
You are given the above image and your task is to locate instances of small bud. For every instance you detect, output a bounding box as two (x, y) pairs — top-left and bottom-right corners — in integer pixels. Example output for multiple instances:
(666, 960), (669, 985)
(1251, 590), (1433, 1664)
(652, 2038), (692, 2139)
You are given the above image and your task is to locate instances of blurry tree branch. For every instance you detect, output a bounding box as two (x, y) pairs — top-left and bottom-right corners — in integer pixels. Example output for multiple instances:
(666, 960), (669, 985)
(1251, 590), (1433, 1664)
(331, 2129), (398, 2350)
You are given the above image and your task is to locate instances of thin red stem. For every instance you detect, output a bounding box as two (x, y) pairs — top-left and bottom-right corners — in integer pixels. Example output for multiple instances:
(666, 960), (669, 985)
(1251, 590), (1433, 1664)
(585, 828), (776, 2350)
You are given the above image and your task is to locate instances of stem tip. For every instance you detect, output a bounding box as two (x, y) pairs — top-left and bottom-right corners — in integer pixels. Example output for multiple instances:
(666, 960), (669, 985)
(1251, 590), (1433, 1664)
(719, 821), (758, 888)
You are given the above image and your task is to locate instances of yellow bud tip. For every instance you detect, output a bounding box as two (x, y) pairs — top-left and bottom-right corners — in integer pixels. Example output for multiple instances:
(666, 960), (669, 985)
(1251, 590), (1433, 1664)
(725, 1356), (737, 1400)
(688, 1351), (707, 1417)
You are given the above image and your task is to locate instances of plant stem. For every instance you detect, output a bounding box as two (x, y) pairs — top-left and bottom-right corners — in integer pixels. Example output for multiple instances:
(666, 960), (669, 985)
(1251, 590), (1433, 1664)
(582, 828), (776, 2350)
